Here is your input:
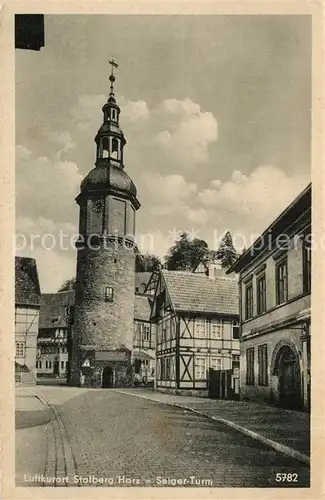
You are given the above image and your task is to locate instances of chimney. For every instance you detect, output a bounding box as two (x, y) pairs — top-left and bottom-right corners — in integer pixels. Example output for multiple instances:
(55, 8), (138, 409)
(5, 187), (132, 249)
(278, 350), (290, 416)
(205, 251), (226, 279)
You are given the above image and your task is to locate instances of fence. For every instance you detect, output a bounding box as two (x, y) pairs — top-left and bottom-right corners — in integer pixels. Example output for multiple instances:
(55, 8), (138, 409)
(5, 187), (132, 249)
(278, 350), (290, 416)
(208, 368), (240, 400)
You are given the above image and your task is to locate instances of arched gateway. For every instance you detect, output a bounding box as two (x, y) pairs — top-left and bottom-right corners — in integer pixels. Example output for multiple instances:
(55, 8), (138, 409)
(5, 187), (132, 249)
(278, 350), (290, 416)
(272, 341), (301, 410)
(102, 366), (114, 388)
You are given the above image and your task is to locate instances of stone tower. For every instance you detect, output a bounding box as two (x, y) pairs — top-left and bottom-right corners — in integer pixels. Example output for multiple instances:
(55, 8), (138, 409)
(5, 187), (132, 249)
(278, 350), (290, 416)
(70, 61), (140, 388)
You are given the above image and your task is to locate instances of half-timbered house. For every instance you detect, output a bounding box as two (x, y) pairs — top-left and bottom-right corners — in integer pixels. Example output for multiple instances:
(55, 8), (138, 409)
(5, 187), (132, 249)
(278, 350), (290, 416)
(150, 269), (240, 395)
(37, 291), (74, 378)
(133, 293), (156, 385)
(15, 257), (41, 384)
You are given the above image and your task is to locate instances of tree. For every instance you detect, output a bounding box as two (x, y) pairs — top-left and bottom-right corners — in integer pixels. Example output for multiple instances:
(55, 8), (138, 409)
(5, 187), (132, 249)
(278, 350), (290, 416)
(164, 232), (208, 271)
(135, 252), (161, 272)
(58, 277), (76, 292)
(216, 231), (238, 268)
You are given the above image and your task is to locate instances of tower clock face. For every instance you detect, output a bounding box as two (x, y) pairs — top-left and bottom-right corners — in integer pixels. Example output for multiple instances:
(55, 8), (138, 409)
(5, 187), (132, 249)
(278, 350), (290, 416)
(92, 199), (104, 213)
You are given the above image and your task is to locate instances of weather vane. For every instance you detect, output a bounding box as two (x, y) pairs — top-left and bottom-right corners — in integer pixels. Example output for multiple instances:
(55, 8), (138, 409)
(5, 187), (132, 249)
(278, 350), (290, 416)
(108, 58), (119, 97)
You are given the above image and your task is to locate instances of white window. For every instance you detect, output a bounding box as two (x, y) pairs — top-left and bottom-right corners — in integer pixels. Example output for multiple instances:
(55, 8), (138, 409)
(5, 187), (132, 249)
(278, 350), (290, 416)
(143, 324), (150, 341)
(195, 357), (206, 379)
(15, 342), (25, 358)
(211, 357), (222, 370)
(211, 320), (222, 339)
(195, 319), (206, 338)
(36, 360), (42, 369)
(46, 361), (52, 370)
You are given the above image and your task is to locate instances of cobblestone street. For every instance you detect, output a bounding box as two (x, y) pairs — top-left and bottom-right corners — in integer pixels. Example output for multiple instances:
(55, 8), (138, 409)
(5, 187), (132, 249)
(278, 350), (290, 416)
(16, 386), (309, 488)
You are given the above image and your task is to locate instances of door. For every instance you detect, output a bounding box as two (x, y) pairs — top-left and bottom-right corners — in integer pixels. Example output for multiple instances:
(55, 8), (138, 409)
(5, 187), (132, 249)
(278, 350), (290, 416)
(102, 366), (114, 388)
(53, 360), (59, 377)
(278, 347), (301, 410)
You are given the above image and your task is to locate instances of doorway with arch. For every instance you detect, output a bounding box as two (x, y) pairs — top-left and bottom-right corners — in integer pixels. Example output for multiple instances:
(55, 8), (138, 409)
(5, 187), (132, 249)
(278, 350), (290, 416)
(102, 366), (114, 388)
(272, 342), (302, 410)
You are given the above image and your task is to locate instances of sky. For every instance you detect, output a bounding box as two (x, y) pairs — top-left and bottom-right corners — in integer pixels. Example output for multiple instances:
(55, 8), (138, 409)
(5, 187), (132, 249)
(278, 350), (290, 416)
(15, 15), (311, 293)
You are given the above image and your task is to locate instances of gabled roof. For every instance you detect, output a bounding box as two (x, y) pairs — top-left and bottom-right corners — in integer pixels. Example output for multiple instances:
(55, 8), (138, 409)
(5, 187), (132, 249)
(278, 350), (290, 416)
(161, 270), (239, 316)
(15, 256), (41, 306)
(134, 294), (151, 321)
(39, 291), (74, 329)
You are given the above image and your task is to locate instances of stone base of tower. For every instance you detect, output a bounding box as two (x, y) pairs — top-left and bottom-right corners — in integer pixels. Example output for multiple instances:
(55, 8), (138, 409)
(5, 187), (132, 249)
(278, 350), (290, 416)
(69, 346), (134, 388)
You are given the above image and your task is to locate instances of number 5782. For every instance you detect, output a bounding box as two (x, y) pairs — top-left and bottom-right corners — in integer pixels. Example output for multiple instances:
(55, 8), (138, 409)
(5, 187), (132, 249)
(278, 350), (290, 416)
(275, 473), (298, 483)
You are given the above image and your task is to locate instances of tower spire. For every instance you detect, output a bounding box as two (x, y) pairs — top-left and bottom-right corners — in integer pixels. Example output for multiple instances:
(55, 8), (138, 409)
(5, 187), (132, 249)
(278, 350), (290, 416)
(108, 57), (119, 98)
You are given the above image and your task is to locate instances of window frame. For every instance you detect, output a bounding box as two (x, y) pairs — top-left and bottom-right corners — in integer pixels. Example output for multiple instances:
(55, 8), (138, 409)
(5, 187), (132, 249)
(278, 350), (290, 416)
(302, 237), (311, 294)
(195, 357), (207, 380)
(211, 357), (222, 371)
(195, 318), (206, 338)
(105, 286), (114, 302)
(211, 320), (222, 339)
(143, 324), (151, 342)
(246, 347), (255, 385)
(275, 257), (288, 305)
(15, 342), (25, 358)
(258, 344), (268, 386)
(256, 273), (267, 315)
(160, 358), (166, 380)
(245, 281), (253, 320)
(166, 357), (171, 380)
(232, 320), (240, 339)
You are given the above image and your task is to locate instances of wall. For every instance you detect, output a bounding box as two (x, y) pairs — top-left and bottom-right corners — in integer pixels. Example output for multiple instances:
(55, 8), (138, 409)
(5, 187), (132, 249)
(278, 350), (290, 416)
(240, 327), (304, 404)
(241, 232), (310, 334)
(239, 224), (311, 408)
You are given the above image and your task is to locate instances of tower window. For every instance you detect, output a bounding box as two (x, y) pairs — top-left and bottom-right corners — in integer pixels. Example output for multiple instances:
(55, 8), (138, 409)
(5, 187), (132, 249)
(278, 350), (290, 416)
(105, 286), (114, 302)
(111, 108), (117, 121)
(112, 138), (119, 160)
(102, 137), (109, 158)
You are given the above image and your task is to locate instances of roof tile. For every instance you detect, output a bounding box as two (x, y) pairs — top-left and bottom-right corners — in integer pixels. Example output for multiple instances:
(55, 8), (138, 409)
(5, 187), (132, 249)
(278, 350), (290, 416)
(162, 270), (239, 315)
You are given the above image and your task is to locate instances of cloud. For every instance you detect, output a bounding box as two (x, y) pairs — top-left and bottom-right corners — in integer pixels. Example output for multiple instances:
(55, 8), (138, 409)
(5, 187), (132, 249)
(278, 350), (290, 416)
(15, 216), (78, 293)
(16, 144), (82, 224)
(152, 98), (218, 164)
(16, 244), (76, 294)
(210, 179), (221, 188)
(198, 165), (310, 239)
(72, 95), (218, 174)
(145, 173), (197, 204)
(136, 229), (175, 258)
(141, 173), (208, 227)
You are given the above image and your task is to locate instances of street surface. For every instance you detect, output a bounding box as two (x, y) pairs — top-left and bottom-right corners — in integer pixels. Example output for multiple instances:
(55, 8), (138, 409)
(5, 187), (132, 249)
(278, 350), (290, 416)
(16, 386), (310, 488)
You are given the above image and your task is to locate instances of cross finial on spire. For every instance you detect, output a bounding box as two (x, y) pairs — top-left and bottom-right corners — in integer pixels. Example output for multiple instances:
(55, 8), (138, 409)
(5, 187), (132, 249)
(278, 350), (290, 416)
(108, 58), (119, 97)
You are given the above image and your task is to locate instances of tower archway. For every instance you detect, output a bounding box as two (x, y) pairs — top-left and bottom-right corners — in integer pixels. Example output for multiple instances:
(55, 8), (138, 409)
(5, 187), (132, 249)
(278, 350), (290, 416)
(102, 366), (114, 388)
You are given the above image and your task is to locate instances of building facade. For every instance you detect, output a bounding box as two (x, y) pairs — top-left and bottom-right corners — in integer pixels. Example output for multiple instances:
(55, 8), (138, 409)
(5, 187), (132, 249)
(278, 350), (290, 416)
(150, 269), (240, 396)
(15, 257), (41, 384)
(37, 291), (74, 377)
(133, 293), (156, 385)
(228, 183), (311, 411)
(70, 66), (141, 388)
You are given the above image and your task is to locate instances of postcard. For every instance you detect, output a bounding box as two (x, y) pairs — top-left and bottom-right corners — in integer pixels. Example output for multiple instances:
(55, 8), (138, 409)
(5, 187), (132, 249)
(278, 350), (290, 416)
(1, 2), (324, 499)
